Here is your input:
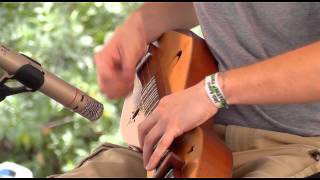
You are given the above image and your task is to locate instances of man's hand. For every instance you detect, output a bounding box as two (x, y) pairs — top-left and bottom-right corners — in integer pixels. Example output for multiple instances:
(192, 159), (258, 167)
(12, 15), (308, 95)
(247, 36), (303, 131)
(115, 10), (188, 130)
(94, 15), (148, 99)
(94, 1), (210, 171)
(138, 80), (218, 171)
(94, 3), (198, 99)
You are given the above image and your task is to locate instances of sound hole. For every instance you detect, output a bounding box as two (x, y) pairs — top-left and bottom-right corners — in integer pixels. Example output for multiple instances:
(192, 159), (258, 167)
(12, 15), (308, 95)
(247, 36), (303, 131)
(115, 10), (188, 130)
(188, 146), (194, 154)
(176, 50), (182, 59)
(131, 108), (140, 121)
(170, 50), (182, 67)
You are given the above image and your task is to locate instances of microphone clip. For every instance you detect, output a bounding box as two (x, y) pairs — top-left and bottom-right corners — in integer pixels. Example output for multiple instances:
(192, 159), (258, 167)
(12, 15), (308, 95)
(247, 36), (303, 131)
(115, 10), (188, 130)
(0, 54), (45, 102)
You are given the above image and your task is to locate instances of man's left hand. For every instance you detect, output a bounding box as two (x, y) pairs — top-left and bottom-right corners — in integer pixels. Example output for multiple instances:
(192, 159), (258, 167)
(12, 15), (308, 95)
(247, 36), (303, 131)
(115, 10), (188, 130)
(138, 80), (218, 170)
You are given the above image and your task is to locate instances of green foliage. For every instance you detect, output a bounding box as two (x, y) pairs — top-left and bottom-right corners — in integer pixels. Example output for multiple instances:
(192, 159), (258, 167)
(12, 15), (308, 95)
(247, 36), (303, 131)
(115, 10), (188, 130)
(0, 2), (140, 177)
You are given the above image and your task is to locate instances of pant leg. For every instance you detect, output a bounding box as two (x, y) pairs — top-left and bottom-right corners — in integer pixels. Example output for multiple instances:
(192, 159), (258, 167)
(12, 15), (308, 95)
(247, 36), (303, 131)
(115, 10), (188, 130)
(48, 143), (146, 178)
(49, 124), (320, 178)
(215, 124), (320, 178)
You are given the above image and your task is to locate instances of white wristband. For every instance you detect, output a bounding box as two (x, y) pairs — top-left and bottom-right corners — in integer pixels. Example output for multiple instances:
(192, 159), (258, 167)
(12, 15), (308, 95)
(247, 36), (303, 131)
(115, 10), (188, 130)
(204, 73), (228, 109)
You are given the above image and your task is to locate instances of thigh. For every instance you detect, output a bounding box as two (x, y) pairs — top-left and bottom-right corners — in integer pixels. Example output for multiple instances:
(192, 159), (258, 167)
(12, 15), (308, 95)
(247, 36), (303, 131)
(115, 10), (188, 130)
(48, 143), (146, 178)
(218, 125), (320, 178)
(233, 144), (319, 178)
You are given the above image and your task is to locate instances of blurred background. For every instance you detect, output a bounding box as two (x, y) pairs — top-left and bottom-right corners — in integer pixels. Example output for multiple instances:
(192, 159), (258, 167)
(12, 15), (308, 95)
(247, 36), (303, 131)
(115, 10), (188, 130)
(0, 2), (202, 177)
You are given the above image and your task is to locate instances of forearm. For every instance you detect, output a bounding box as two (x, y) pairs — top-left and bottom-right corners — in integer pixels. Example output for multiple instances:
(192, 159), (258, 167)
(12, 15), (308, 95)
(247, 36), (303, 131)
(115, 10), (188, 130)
(124, 2), (199, 44)
(221, 41), (320, 105)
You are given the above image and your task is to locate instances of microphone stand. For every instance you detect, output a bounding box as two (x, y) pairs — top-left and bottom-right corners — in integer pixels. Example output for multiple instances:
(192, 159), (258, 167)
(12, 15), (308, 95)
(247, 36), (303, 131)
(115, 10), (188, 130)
(0, 53), (44, 102)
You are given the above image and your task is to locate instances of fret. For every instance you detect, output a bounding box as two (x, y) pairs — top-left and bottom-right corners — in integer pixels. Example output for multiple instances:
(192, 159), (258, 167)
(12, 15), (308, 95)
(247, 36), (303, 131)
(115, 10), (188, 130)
(147, 98), (159, 115)
(140, 75), (160, 116)
(143, 90), (158, 115)
(144, 90), (159, 115)
(147, 86), (160, 114)
(141, 88), (155, 112)
(141, 76), (156, 95)
(143, 82), (157, 109)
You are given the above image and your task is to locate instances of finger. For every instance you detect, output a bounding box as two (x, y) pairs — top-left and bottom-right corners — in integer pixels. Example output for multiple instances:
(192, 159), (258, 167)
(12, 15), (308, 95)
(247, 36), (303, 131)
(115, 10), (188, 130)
(118, 43), (136, 82)
(117, 33), (147, 83)
(95, 45), (121, 77)
(145, 132), (175, 171)
(95, 46), (134, 98)
(138, 111), (159, 148)
(95, 47), (117, 88)
(142, 122), (164, 168)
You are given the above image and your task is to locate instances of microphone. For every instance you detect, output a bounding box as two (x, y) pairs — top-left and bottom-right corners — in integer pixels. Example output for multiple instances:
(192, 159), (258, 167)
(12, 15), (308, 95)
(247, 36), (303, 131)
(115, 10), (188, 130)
(0, 44), (104, 121)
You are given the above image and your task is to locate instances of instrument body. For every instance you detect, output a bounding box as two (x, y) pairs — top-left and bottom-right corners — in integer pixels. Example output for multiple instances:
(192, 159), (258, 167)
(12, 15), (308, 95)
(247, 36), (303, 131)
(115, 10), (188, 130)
(120, 30), (232, 177)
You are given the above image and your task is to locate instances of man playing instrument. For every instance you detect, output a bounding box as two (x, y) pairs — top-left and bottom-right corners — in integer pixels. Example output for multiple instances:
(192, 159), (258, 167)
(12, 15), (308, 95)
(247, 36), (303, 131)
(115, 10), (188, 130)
(51, 2), (320, 178)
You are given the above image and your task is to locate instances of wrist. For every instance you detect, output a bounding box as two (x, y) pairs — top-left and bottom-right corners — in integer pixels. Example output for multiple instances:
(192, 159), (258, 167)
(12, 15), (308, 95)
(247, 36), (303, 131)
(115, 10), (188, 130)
(129, 3), (198, 44)
(204, 73), (229, 109)
(122, 11), (149, 46)
(218, 71), (238, 105)
(128, 5), (166, 44)
(217, 71), (228, 104)
(198, 80), (218, 114)
(126, 10), (148, 43)
(116, 11), (149, 67)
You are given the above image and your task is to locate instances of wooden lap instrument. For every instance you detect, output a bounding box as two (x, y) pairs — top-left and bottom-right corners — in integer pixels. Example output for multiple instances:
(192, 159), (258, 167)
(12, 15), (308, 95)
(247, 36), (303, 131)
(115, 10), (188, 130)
(120, 30), (233, 178)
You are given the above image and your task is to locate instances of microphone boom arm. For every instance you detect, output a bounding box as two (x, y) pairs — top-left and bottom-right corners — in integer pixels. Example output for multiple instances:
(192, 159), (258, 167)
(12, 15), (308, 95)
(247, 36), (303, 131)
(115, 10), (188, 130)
(0, 44), (104, 121)
(0, 54), (45, 102)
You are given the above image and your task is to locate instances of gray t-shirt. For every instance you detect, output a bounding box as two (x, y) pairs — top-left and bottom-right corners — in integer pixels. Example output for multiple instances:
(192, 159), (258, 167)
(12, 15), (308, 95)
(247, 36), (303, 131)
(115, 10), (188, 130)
(193, 2), (320, 136)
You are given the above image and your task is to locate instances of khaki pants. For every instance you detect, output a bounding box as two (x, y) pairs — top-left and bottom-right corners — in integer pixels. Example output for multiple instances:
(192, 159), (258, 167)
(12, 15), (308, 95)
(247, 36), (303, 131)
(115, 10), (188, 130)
(49, 124), (320, 178)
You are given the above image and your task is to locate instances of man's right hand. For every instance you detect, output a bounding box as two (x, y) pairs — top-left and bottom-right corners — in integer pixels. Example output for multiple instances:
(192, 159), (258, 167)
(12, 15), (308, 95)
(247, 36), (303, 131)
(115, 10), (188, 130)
(94, 3), (198, 100)
(94, 14), (148, 99)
